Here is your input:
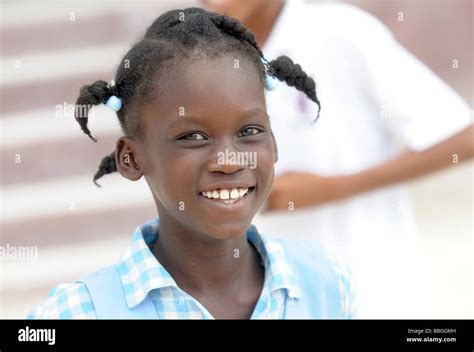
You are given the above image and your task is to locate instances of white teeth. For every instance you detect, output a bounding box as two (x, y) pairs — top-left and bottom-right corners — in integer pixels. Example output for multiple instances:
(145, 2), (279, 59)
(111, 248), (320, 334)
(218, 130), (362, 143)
(240, 187), (249, 197)
(230, 188), (239, 199)
(201, 187), (251, 201)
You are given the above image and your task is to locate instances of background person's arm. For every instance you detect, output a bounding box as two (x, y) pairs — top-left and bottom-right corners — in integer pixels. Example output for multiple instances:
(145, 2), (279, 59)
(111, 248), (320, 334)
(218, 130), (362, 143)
(267, 7), (473, 212)
(266, 123), (473, 210)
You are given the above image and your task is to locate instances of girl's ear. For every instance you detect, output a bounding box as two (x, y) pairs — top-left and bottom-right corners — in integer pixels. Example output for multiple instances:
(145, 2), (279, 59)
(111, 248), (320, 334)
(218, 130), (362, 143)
(115, 136), (143, 181)
(271, 131), (279, 163)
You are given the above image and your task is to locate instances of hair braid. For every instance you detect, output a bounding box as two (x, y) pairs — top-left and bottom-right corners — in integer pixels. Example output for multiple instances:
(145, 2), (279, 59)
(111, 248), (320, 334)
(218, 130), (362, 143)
(74, 80), (111, 142)
(270, 56), (321, 120)
(93, 151), (117, 187)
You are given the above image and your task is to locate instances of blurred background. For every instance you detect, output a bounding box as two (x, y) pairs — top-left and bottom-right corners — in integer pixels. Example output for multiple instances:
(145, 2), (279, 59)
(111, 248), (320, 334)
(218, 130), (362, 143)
(0, 0), (472, 318)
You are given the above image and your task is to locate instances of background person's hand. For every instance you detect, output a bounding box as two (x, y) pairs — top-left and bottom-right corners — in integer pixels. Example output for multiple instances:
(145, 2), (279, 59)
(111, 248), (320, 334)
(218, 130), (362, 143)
(265, 172), (352, 211)
(266, 124), (474, 212)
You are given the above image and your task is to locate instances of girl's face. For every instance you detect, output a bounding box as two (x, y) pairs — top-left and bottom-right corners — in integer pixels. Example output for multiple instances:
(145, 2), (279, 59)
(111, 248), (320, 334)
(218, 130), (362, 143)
(127, 55), (277, 240)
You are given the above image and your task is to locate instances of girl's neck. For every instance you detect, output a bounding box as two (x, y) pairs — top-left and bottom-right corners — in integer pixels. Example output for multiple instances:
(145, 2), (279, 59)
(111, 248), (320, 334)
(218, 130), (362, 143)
(152, 215), (263, 294)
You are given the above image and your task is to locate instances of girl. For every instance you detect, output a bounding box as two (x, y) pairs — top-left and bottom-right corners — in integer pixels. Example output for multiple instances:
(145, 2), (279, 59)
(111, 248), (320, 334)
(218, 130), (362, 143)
(28, 7), (354, 319)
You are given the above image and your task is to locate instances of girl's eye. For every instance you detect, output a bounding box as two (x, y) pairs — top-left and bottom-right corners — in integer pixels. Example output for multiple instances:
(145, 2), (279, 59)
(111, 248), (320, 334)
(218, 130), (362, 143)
(179, 133), (206, 140)
(239, 127), (262, 137)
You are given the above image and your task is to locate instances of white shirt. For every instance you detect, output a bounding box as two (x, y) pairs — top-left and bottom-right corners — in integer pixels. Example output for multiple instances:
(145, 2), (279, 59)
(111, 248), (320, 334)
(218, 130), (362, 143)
(253, 1), (472, 318)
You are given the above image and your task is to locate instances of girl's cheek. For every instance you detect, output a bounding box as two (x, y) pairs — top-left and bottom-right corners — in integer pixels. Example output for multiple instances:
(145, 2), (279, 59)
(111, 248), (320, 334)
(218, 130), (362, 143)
(257, 147), (275, 166)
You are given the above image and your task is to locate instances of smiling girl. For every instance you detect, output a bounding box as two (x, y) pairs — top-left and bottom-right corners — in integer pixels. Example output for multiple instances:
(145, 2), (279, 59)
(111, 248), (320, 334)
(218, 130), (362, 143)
(29, 7), (354, 319)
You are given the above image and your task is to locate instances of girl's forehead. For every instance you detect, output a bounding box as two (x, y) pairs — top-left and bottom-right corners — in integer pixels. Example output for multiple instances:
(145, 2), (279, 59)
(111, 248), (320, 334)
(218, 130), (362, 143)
(143, 56), (265, 123)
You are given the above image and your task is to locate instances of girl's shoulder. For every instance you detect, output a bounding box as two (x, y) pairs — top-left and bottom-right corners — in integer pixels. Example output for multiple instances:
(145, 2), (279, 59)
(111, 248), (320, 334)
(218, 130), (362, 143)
(27, 282), (96, 319)
(271, 237), (345, 277)
(269, 237), (357, 318)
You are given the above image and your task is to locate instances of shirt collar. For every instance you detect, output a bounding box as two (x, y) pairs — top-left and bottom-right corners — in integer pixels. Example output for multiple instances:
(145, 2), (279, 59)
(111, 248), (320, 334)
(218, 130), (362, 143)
(116, 218), (300, 309)
(247, 224), (300, 299)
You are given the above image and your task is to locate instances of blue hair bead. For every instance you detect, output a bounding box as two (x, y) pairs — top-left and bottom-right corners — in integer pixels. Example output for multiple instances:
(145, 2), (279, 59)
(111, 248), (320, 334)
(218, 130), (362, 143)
(105, 95), (122, 112)
(264, 75), (279, 91)
(261, 57), (278, 91)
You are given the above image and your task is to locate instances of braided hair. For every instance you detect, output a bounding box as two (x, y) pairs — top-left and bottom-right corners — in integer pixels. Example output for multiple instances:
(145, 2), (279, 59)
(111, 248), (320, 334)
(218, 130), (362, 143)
(74, 7), (321, 186)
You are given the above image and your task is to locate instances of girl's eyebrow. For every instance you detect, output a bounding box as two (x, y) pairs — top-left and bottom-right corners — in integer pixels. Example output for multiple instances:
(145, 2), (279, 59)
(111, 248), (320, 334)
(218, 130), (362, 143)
(168, 108), (268, 129)
(240, 108), (269, 121)
(168, 117), (204, 129)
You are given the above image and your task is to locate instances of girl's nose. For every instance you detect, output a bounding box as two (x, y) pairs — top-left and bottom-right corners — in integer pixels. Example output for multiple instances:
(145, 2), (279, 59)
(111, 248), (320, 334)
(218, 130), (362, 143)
(206, 144), (247, 175)
(207, 160), (246, 174)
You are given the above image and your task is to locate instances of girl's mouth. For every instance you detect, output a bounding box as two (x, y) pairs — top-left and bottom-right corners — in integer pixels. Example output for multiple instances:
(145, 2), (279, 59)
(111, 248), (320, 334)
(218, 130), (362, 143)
(199, 186), (255, 205)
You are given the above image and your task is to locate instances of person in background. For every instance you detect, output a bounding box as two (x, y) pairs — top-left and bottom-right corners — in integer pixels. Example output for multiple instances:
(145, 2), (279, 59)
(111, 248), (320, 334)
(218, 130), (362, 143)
(202, 0), (473, 318)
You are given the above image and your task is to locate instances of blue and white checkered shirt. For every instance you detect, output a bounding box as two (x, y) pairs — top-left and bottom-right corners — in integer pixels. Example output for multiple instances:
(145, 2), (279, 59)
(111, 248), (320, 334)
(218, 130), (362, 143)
(28, 218), (355, 319)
